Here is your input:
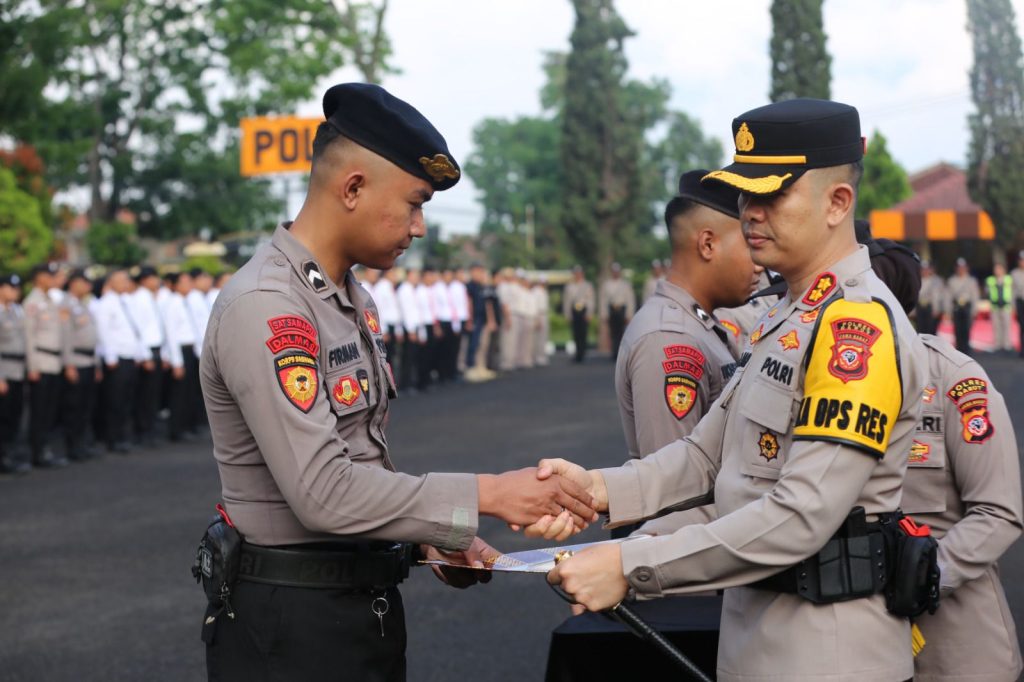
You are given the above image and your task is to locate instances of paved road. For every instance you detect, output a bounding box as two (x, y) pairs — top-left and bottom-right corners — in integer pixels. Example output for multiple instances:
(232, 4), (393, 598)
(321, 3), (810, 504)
(1, 352), (1022, 681)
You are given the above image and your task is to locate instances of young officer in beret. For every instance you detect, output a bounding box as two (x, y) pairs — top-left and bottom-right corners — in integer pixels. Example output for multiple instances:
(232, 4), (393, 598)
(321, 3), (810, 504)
(532, 98), (929, 681)
(199, 82), (597, 682)
(612, 171), (760, 538)
(862, 233), (1023, 682)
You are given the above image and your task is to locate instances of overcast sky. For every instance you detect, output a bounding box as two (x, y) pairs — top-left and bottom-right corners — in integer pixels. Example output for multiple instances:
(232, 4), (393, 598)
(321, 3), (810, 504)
(299, 0), (1024, 236)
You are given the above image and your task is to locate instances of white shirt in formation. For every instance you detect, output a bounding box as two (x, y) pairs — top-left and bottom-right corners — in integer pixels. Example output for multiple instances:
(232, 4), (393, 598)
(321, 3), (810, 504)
(161, 292), (198, 369)
(93, 291), (145, 366)
(128, 287), (166, 351)
(396, 282), (422, 339)
(370, 279), (401, 330)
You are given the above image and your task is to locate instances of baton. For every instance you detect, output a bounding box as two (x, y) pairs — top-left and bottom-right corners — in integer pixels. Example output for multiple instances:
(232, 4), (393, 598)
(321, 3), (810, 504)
(552, 551), (713, 682)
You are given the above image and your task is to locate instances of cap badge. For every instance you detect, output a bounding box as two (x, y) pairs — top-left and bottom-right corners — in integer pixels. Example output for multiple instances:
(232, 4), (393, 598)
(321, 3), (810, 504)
(735, 122), (755, 152)
(419, 154), (460, 182)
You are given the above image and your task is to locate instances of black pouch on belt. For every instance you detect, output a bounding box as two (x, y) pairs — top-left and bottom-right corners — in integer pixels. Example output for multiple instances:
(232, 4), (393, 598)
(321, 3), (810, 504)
(192, 504), (243, 621)
(878, 511), (941, 618)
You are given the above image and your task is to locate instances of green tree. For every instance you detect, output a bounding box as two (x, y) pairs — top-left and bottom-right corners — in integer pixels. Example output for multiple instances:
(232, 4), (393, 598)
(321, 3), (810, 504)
(966, 0), (1024, 250)
(0, 167), (52, 275)
(856, 130), (911, 219)
(85, 221), (146, 266)
(652, 112), (725, 198)
(769, 0), (832, 101)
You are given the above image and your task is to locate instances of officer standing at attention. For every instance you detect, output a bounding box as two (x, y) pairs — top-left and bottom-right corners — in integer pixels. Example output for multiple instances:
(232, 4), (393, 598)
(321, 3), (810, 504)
(563, 265), (595, 363)
(612, 171), (760, 537)
(61, 270), (100, 462)
(199, 83), (597, 682)
(947, 257), (979, 353)
(642, 259), (664, 302)
(1011, 251), (1024, 357)
(917, 260), (946, 336)
(24, 263), (69, 469)
(0, 274), (28, 474)
(130, 266), (167, 446)
(600, 262), (636, 359)
(984, 261), (1014, 352)
(862, 234), (1023, 682)
(94, 270), (144, 453)
(534, 99), (928, 682)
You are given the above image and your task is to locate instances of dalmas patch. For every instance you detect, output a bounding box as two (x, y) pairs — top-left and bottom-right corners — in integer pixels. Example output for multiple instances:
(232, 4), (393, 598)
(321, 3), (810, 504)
(266, 315), (319, 356)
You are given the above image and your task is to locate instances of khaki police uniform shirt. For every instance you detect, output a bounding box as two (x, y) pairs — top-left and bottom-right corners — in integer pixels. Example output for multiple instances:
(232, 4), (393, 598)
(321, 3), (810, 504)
(901, 334), (1022, 682)
(0, 303), (26, 381)
(23, 287), (64, 375)
(1011, 266), (1024, 303)
(919, 274), (947, 312)
(947, 274), (980, 309)
(61, 296), (98, 369)
(562, 280), (595, 318)
(599, 246), (927, 682)
(616, 280), (738, 533)
(201, 224), (479, 549)
(599, 278), (635, 320)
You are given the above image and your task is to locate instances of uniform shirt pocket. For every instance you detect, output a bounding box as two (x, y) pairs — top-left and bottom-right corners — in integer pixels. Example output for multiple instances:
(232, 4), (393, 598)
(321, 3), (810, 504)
(901, 411), (948, 514)
(324, 365), (377, 416)
(737, 366), (799, 481)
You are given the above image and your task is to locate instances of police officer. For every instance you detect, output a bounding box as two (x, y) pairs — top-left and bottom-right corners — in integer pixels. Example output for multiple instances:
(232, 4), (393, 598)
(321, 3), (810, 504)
(129, 266), (167, 446)
(563, 266), (595, 363)
(599, 262), (636, 359)
(24, 263), (69, 468)
(199, 83), (597, 682)
(61, 270), (100, 461)
(642, 259), (664, 301)
(0, 274), (28, 474)
(947, 258), (979, 353)
(612, 171), (760, 538)
(535, 99), (928, 682)
(984, 261), (1014, 352)
(94, 269), (144, 453)
(917, 260), (946, 336)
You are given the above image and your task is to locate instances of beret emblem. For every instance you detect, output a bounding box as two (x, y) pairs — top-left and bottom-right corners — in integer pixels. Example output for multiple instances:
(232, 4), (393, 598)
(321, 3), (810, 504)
(419, 154), (460, 182)
(735, 122), (755, 152)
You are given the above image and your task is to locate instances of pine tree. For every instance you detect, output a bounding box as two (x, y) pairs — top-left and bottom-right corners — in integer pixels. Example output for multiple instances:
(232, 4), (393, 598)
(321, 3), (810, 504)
(966, 0), (1024, 250)
(769, 0), (831, 102)
(856, 130), (911, 220)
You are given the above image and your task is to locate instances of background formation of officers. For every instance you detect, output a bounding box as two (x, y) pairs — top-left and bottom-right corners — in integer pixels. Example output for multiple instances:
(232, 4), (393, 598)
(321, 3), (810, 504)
(0, 264), (228, 474)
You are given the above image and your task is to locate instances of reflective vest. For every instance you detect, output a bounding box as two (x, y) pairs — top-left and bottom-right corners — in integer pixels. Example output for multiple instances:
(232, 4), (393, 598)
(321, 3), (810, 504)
(985, 275), (1013, 307)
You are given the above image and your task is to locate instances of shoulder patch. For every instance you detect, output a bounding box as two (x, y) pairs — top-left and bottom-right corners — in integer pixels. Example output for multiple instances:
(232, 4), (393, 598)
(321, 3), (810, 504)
(946, 377), (987, 402)
(266, 315), (319, 356)
(719, 319), (740, 338)
(665, 375), (698, 420)
(793, 298), (901, 457)
(959, 397), (995, 444)
(802, 272), (837, 307)
(275, 352), (319, 413)
(662, 344), (705, 381)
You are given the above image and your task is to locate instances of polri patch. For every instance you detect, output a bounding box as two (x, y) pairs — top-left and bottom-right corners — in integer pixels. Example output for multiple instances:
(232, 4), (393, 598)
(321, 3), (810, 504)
(266, 315), (319, 356)
(332, 375), (361, 406)
(665, 375), (698, 420)
(828, 318), (881, 383)
(275, 353), (318, 413)
(959, 398), (994, 444)
(946, 377), (988, 402)
(802, 272), (837, 307)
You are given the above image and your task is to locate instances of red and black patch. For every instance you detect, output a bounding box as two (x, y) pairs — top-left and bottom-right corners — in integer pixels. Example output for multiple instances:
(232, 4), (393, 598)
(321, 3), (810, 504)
(778, 330), (800, 351)
(750, 324), (765, 345)
(758, 431), (780, 461)
(719, 319), (740, 339)
(958, 398), (995, 444)
(802, 272), (837, 307)
(266, 315), (319, 356)
(364, 309), (381, 334)
(827, 317), (881, 383)
(909, 440), (931, 464)
(800, 308), (821, 324)
(662, 344), (705, 381)
(922, 387), (936, 404)
(665, 375), (698, 420)
(946, 377), (988, 402)
(332, 374), (361, 407)
(275, 353), (319, 413)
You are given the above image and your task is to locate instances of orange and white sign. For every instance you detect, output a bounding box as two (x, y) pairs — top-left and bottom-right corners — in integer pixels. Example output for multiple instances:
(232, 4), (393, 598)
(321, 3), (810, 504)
(240, 116), (322, 177)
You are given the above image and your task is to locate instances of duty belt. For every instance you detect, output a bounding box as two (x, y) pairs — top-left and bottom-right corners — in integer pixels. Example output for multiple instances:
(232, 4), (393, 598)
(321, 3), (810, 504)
(73, 347), (95, 356)
(237, 541), (413, 590)
(35, 347), (61, 356)
(0, 352), (25, 360)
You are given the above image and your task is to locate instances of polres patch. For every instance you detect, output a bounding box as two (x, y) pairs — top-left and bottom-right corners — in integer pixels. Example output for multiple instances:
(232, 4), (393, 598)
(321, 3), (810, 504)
(828, 318), (882, 383)
(947, 377), (988, 402)
(665, 375), (698, 420)
(275, 353), (318, 413)
(959, 398), (995, 444)
(802, 272), (837, 307)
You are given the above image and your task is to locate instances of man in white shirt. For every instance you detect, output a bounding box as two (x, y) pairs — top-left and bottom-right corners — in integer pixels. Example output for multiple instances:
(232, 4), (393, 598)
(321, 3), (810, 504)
(415, 268), (438, 391)
(186, 268), (213, 427)
(396, 269), (423, 391)
(94, 270), (144, 453)
(372, 269), (403, 363)
(129, 266), (166, 446)
(206, 272), (231, 309)
(162, 272), (200, 441)
(429, 267), (455, 383)
(447, 269), (470, 374)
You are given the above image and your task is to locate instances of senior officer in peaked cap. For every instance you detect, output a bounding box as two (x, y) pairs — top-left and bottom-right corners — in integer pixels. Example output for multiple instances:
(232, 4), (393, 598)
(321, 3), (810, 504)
(199, 83), (597, 682)
(531, 99), (929, 682)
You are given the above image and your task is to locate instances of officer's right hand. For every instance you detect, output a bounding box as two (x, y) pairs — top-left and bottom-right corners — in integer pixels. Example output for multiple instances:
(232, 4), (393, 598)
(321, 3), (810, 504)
(519, 459), (609, 540)
(477, 468), (598, 531)
(0, 378), (7, 395)
(64, 365), (79, 384)
(27, 370), (40, 382)
(172, 365), (185, 380)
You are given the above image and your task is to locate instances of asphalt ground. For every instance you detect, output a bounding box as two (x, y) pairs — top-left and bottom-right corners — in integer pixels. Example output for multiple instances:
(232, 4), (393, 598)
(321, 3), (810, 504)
(1, 351), (1023, 681)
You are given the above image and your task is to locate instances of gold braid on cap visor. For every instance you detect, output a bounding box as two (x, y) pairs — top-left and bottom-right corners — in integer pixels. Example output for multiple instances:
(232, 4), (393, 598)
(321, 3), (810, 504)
(702, 170), (794, 195)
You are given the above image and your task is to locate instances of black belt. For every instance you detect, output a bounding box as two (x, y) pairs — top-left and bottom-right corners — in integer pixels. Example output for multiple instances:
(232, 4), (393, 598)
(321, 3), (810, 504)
(35, 347), (61, 356)
(238, 541), (413, 590)
(73, 347), (94, 356)
(0, 352), (24, 360)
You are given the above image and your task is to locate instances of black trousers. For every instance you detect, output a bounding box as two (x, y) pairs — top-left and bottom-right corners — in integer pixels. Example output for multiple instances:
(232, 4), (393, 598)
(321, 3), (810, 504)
(206, 582), (406, 682)
(437, 321), (456, 382)
(134, 346), (163, 441)
(104, 359), (137, 447)
(571, 311), (589, 362)
(608, 306), (627, 359)
(916, 303), (938, 335)
(0, 379), (25, 464)
(399, 336), (419, 390)
(62, 365), (97, 458)
(169, 344), (199, 439)
(953, 305), (973, 353)
(417, 327), (436, 390)
(29, 371), (61, 460)
(1016, 299), (1024, 356)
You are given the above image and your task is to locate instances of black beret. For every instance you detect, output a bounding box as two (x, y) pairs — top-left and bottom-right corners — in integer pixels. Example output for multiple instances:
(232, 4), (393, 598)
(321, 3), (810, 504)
(703, 98), (863, 196)
(66, 269), (90, 285)
(323, 83), (461, 191)
(678, 169), (740, 218)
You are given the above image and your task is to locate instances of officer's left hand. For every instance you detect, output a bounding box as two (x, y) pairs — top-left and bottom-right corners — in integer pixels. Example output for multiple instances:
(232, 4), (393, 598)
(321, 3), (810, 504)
(547, 543), (628, 612)
(422, 536), (499, 589)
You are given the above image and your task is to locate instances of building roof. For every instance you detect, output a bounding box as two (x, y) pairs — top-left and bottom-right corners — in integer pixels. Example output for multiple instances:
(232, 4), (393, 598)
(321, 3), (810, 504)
(892, 162), (984, 213)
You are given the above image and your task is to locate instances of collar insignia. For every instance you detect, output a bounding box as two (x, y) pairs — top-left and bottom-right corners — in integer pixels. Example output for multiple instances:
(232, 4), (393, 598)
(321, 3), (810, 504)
(419, 154), (460, 182)
(735, 122), (755, 152)
(302, 260), (328, 293)
(693, 304), (710, 323)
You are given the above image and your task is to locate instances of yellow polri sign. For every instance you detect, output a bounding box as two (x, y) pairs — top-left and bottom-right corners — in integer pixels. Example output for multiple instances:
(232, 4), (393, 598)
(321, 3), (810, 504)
(239, 116), (323, 177)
